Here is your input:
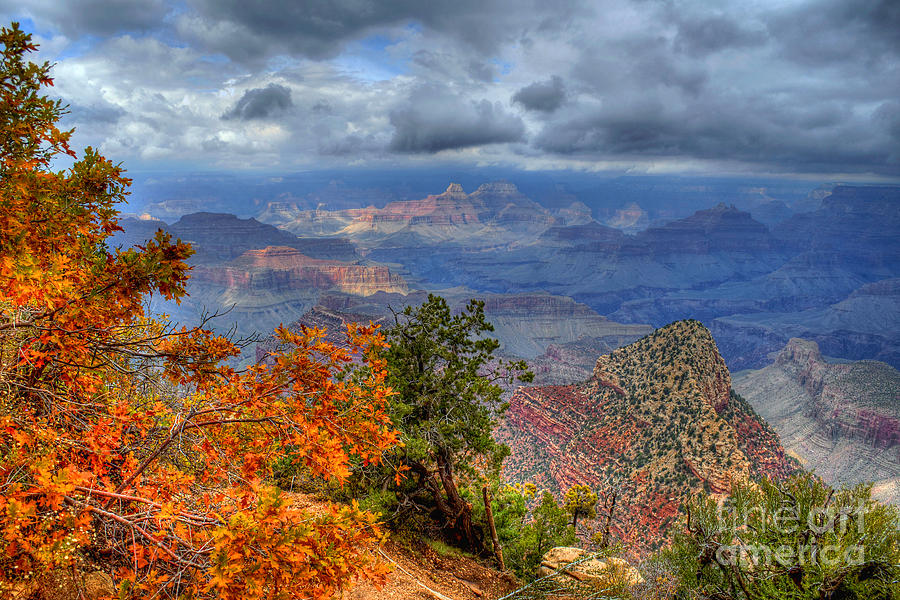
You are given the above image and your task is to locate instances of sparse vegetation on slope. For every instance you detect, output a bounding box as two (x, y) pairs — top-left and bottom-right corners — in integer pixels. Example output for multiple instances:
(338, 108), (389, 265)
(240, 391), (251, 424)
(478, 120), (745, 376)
(498, 320), (797, 552)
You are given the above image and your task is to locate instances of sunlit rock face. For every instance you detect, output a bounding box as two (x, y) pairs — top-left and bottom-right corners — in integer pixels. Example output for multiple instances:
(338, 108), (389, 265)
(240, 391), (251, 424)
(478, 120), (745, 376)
(112, 213), (403, 344)
(192, 246), (408, 297)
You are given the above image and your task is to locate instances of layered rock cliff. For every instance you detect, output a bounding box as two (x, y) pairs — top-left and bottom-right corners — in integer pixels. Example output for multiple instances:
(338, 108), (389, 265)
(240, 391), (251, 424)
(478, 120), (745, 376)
(288, 290), (651, 372)
(167, 212), (358, 263)
(733, 339), (900, 504)
(478, 294), (651, 359)
(260, 181), (557, 250)
(712, 278), (900, 370)
(497, 320), (795, 551)
(113, 214), (404, 350)
(192, 246), (408, 297)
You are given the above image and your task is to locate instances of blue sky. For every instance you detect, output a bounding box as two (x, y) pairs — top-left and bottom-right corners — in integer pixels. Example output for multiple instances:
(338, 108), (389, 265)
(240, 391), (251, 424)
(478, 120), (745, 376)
(2, 0), (898, 180)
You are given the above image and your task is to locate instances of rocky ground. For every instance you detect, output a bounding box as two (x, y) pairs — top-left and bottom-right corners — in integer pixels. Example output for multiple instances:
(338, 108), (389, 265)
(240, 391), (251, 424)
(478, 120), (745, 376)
(346, 541), (517, 600)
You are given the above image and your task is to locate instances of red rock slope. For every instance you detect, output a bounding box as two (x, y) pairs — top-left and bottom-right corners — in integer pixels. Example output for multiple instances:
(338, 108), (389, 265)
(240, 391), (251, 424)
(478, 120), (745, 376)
(497, 320), (796, 552)
(734, 338), (900, 504)
(192, 246), (408, 297)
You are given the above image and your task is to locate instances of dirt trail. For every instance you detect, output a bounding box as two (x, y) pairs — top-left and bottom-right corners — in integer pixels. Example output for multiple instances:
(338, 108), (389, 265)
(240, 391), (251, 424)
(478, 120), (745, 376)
(283, 491), (518, 600)
(347, 540), (518, 600)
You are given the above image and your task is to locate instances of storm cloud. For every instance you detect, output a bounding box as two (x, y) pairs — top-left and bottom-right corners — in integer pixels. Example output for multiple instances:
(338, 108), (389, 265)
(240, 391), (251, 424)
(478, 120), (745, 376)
(390, 86), (525, 153)
(2, 0), (898, 176)
(180, 0), (582, 62)
(222, 84), (293, 121)
(512, 76), (566, 112)
(673, 16), (767, 56)
(1, 0), (168, 36)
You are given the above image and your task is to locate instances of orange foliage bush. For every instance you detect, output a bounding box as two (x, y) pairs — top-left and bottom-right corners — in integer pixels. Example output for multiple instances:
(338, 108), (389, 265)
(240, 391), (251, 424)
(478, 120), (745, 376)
(0, 22), (397, 599)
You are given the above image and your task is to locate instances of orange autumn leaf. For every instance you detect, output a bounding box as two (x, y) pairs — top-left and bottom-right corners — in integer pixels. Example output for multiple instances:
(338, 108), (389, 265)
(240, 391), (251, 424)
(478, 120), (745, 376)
(0, 22), (398, 600)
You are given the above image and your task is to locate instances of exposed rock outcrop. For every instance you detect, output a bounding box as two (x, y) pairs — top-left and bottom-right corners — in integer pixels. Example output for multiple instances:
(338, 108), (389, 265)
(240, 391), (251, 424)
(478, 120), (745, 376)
(306, 290), (650, 369)
(734, 339), (900, 504)
(259, 181), (558, 251)
(498, 321), (795, 552)
(538, 547), (644, 587)
(711, 278), (900, 370)
(479, 294), (651, 359)
(192, 246), (407, 297)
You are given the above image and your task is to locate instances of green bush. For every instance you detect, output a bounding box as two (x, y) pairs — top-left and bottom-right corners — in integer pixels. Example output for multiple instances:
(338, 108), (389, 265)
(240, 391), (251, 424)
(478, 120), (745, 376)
(465, 482), (576, 580)
(667, 472), (900, 599)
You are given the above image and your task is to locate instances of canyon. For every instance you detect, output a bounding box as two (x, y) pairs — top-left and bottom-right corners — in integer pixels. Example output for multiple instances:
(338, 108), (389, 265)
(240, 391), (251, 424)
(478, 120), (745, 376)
(118, 182), (899, 372)
(734, 338), (900, 504)
(249, 182), (899, 371)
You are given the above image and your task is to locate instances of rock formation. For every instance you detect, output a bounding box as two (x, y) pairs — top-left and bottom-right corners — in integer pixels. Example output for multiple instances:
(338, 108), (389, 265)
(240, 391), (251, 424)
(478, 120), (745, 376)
(265, 292), (651, 383)
(259, 181), (558, 252)
(114, 212), (359, 263)
(497, 321), (795, 551)
(712, 278), (900, 370)
(734, 338), (900, 504)
(193, 246), (407, 297)
(538, 547), (644, 587)
(169, 212), (359, 262)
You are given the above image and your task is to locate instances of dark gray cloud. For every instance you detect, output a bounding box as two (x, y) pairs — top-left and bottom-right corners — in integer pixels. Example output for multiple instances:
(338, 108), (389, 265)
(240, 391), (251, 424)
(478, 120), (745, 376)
(390, 85), (524, 153)
(572, 35), (708, 97)
(180, 0), (409, 61)
(318, 133), (383, 156)
(534, 91), (899, 174)
(1, 0), (168, 36)
(181, 0), (583, 62)
(222, 84), (293, 121)
(874, 101), (900, 140)
(673, 16), (767, 56)
(64, 101), (126, 124)
(512, 76), (565, 112)
(767, 0), (900, 67)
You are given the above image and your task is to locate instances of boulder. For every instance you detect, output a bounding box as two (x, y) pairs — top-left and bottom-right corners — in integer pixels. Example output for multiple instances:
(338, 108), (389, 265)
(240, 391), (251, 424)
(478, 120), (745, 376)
(538, 547), (644, 587)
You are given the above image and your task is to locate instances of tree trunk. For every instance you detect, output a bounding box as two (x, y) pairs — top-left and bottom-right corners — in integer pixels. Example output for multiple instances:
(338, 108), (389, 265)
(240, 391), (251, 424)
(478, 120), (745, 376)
(482, 485), (505, 570)
(600, 489), (617, 549)
(408, 460), (453, 519)
(408, 451), (484, 553)
(435, 447), (483, 552)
